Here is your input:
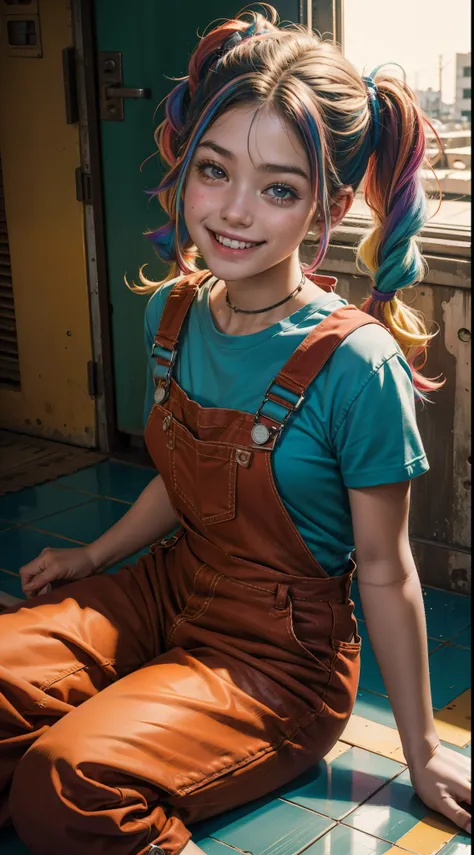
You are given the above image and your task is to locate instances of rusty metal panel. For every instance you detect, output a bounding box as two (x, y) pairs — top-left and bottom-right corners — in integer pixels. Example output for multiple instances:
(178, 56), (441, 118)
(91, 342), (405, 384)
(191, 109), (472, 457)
(301, 244), (471, 594)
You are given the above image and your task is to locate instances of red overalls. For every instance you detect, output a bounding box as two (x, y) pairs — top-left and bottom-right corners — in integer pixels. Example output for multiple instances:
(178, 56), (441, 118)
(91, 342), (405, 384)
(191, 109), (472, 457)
(0, 271), (380, 855)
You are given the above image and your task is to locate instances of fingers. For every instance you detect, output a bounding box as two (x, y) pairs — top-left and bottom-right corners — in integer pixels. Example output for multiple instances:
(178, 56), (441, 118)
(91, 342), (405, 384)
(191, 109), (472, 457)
(23, 567), (56, 597)
(19, 548), (56, 596)
(19, 556), (47, 595)
(441, 794), (472, 833)
(37, 584), (52, 597)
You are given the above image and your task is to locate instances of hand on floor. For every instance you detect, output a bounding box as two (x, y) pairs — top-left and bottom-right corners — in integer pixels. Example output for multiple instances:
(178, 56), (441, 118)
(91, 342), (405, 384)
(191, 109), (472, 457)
(409, 743), (471, 833)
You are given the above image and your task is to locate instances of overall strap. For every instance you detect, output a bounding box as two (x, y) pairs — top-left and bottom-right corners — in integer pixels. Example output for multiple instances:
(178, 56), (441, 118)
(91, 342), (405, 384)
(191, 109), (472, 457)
(278, 306), (382, 394)
(151, 269), (213, 404)
(153, 270), (213, 351)
(251, 306), (384, 446)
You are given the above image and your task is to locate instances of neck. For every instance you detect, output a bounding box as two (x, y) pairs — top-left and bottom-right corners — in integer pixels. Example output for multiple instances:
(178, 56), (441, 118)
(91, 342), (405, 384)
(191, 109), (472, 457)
(209, 255), (326, 336)
(224, 256), (302, 312)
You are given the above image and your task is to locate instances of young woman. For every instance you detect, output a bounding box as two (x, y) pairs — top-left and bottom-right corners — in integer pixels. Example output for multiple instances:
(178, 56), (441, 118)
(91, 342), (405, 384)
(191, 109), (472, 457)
(1, 7), (470, 855)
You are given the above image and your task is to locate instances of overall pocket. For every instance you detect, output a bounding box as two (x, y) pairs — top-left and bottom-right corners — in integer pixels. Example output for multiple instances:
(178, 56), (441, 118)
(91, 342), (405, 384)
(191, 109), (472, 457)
(281, 588), (334, 675)
(166, 563), (220, 647)
(169, 422), (237, 525)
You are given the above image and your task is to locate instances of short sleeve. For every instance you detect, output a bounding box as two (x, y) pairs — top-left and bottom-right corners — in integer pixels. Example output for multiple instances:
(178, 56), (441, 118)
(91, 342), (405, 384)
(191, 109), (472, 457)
(334, 352), (429, 488)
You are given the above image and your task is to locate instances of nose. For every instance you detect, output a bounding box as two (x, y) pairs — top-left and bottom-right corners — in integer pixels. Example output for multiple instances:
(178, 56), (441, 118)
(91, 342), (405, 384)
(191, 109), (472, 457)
(220, 184), (254, 230)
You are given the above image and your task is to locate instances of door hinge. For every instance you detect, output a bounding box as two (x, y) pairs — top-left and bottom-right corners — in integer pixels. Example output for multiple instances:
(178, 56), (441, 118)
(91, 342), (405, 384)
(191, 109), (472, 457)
(87, 360), (98, 397)
(75, 167), (92, 203)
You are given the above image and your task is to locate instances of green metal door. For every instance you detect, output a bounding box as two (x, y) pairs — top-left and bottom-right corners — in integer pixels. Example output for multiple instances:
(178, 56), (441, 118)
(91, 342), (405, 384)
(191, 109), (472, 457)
(95, 1), (309, 436)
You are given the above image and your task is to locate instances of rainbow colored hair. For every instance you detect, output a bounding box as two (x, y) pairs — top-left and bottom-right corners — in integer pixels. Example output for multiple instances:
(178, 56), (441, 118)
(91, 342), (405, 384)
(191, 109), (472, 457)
(132, 6), (444, 398)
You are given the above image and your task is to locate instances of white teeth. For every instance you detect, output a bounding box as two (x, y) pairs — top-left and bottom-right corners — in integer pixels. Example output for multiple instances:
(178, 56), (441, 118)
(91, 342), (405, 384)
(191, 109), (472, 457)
(214, 233), (258, 250)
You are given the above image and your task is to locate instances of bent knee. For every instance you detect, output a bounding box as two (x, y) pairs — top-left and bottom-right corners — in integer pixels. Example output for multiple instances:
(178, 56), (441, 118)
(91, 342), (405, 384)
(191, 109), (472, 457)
(10, 725), (123, 845)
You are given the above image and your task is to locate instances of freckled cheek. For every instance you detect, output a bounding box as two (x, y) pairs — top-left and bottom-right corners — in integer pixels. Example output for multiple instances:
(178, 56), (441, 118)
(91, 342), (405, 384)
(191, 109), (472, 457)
(183, 182), (214, 218)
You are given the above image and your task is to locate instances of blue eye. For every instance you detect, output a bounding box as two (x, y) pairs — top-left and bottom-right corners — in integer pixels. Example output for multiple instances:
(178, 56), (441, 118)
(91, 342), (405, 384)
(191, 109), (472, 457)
(265, 184), (299, 203)
(196, 160), (227, 180)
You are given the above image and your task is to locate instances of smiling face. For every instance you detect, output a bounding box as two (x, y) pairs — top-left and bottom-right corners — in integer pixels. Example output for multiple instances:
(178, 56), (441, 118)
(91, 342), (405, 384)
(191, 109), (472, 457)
(183, 103), (318, 281)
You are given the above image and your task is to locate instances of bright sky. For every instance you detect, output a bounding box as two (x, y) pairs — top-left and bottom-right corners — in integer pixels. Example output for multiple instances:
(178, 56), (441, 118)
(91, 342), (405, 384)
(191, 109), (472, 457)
(343, 0), (471, 104)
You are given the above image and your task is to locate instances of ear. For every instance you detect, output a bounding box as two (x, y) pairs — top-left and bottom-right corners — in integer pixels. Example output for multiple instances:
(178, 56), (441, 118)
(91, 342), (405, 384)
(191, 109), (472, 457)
(330, 186), (354, 227)
(311, 186), (354, 232)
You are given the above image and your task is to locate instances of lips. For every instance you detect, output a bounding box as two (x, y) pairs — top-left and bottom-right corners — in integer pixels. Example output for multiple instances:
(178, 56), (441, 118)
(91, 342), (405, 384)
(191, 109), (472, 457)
(207, 228), (265, 255)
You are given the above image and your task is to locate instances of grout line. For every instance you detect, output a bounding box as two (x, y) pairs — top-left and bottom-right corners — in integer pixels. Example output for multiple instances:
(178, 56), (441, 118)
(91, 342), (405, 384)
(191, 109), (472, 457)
(48, 483), (133, 505)
(0, 496), (97, 530)
(0, 567), (21, 577)
(448, 642), (471, 650)
(355, 616), (465, 646)
(287, 821), (338, 855)
(14, 525), (88, 546)
(207, 837), (248, 854)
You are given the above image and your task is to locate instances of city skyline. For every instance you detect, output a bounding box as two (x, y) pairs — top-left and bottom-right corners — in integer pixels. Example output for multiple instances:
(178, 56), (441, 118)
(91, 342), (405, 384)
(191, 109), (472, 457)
(343, 0), (471, 105)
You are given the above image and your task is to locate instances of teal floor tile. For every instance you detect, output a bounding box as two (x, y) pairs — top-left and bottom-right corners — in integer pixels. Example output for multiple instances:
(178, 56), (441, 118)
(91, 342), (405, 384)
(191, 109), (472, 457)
(428, 644), (471, 709)
(0, 483), (91, 526)
(451, 626), (471, 649)
(279, 747), (404, 820)
(30, 498), (128, 544)
(303, 824), (404, 853)
(422, 587), (471, 641)
(438, 831), (472, 853)
(0, 528), (87, 574)
(353, 583), (470, 643)
(0, 568), (24, 597)
(192, 837), (241, 855)
(358, 621), (447, 700)
(54, 460), (155, 503)
(196, 796), (334, 855)
(358, 622), (387, 696)
(354, 689), (398, 730)
(345, 768), (431, 843)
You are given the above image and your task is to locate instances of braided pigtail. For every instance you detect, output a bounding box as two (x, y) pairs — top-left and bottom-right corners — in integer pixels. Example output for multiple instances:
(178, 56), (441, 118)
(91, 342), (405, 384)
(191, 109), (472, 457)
(357, 71), (444, 399)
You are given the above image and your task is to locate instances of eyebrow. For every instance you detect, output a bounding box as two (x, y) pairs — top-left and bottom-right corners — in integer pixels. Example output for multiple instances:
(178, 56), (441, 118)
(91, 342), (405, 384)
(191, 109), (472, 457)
(196, 140), (310, 181)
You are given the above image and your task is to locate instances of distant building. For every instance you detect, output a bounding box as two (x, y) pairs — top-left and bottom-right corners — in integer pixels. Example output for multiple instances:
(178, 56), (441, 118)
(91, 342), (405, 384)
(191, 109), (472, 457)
(454, 53), (471, 122)
(416, 87), (453, 120)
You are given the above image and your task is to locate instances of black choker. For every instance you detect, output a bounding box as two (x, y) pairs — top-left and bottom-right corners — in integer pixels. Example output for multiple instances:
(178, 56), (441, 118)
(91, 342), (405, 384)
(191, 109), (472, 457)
(225, 270), (305, 315)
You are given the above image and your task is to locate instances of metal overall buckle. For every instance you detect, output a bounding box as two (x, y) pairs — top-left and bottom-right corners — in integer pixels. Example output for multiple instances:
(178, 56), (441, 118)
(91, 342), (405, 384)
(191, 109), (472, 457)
(251, 384), (305, 445)
(153, 348), (177, 405)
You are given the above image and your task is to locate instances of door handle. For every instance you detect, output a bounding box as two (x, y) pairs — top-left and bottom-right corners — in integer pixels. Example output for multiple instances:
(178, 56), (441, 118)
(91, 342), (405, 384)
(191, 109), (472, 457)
(104, 86), (151, 100)
(99, 52), (151, 121)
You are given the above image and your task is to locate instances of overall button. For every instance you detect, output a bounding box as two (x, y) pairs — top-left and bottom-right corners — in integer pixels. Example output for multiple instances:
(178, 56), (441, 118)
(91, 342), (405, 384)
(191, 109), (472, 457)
(235, 448), (252, 467)
(148, 847), (165, 855)
(154, 385), (166, 404)
(251, 423), (270, 445)
(162, 414), (172, 431)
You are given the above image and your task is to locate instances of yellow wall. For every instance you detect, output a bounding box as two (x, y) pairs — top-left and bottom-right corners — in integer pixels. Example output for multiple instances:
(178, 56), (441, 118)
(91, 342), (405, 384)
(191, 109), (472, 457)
(0, 0), (96, 446)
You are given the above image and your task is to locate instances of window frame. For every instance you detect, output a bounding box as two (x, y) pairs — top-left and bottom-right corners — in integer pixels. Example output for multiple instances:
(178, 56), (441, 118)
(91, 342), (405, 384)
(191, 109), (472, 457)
(317, 0), (472, 259)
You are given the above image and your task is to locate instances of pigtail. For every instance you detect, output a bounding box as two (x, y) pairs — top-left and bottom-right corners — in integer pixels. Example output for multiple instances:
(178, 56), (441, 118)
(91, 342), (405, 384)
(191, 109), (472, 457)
(357, 76), (444, 399)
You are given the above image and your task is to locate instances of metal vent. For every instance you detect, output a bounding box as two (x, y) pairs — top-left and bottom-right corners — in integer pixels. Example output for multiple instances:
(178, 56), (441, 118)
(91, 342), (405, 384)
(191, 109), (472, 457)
(0, 154), (20, 387)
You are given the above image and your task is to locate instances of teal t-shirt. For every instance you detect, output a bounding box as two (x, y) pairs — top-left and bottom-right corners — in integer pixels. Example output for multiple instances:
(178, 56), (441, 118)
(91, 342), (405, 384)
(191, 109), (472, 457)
(144, 276), (429, 575)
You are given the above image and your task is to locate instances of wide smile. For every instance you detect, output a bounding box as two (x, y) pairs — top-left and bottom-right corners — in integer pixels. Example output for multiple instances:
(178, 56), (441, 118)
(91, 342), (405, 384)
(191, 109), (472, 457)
(206, 229), (265, 256)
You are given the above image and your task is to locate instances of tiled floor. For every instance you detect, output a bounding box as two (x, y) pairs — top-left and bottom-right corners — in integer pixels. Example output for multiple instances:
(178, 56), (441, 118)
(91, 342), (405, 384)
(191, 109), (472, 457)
(0, 460), (471, 855)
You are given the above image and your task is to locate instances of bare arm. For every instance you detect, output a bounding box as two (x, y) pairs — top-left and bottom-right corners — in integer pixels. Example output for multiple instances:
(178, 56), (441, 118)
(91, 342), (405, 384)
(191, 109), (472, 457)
(87, 473), (180, 572)
(349, 481), (471, 832)
(20, 474), (180, 596)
